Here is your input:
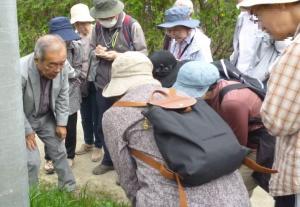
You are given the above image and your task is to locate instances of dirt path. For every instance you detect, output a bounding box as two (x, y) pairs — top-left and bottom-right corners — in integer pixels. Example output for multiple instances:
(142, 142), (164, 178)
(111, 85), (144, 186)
(37, 115), (274, 206)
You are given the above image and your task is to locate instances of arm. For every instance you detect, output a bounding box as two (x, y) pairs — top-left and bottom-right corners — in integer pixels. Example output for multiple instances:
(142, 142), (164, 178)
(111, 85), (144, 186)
(102, 111), (139, 204)
(261, 42), (300, 137)
(55, 68), (69, 126)
(21, 75), (34, 135)
(70, 41), (84, 80)
(87, 27), (100, 82)
(221, 100), (249, 146)
(131, 22), (148, 55)
(21, 70), (37, 149)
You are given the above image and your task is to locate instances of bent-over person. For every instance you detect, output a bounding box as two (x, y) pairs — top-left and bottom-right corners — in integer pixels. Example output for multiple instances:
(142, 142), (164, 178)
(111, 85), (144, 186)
(21, 35), (76, 191)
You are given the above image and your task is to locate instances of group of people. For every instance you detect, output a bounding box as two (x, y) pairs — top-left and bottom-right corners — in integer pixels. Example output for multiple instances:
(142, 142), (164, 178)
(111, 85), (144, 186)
(21, 0), (300, 206)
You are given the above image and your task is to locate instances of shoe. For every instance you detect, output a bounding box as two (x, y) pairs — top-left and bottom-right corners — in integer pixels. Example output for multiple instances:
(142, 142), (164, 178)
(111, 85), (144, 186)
(75, 144), (93, 155)
(44, 160), (55, 174)
(91, 147), (102, 162)
(92, 164), (114, 175)
(68, 159), (74, 168)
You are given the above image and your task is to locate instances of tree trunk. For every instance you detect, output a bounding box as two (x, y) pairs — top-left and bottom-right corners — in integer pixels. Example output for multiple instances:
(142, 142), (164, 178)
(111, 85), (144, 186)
(0, 0), (29, 206)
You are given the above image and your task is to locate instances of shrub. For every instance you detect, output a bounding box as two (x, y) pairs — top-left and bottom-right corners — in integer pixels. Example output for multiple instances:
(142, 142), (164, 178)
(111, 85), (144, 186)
(17, 0), (239, 59)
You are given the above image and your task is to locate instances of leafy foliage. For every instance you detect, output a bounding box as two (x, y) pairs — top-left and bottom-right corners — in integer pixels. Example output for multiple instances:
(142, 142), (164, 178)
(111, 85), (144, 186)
(17, 0), (239, 59)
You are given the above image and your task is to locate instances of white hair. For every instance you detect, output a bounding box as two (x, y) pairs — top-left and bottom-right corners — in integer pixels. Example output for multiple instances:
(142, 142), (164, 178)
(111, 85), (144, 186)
(174, 0), (194, 15)
(34, 34), (66, 60)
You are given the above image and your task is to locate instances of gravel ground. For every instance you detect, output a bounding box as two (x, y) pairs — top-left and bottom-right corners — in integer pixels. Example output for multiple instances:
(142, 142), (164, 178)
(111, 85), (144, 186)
(37, 115), (274, 207)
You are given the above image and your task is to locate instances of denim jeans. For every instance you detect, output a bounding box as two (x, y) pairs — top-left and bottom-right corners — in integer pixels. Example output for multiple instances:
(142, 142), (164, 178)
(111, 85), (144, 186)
(95, 88), (115, 166)
(80, 82), (101, 148)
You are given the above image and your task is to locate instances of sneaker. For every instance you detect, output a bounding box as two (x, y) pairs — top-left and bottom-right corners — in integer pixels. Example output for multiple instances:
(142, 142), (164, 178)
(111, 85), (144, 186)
(92, 164), (114, 175)
(68, 159), (74, 168)
(91, 147), (102, 162)
(75, 144), (93, 155)
(44, 160), (55, 174)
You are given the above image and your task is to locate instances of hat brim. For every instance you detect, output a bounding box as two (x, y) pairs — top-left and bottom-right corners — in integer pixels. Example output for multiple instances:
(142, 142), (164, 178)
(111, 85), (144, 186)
(157, 19), (200, 29)
(50, 28), (80, 41)
(173, 82), (209, 98)
(90, 1), (124, 19)
(238, 0), (299, 8)
(103, 75), (160, 97)
(70, 16), (95, 24)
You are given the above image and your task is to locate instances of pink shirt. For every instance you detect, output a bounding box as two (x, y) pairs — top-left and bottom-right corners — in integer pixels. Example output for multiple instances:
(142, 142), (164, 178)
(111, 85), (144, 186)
(206, 80), (262, 147)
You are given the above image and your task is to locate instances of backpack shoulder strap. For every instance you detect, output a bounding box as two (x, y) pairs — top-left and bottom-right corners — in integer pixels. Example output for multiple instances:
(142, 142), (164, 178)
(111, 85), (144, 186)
(95, 21), (101, 38)
(113, 101), (147, 107)
(122, 15), (135, 50)
(131, 149), (188, 207)
(219, 83), (249, 104)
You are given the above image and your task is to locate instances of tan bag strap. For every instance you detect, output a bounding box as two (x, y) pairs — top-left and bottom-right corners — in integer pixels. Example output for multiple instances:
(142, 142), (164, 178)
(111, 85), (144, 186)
(131, 149), (188, 207)
(243, 157), (278, 174)
(113, 101), (147, 107)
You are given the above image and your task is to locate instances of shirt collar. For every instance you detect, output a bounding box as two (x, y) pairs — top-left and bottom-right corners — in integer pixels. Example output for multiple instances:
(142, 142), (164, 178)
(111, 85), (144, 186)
(293, 23), (300, 38)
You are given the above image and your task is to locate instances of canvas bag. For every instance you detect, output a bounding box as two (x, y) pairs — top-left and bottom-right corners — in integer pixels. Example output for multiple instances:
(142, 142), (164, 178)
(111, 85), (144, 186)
(114, 88), (276, 207)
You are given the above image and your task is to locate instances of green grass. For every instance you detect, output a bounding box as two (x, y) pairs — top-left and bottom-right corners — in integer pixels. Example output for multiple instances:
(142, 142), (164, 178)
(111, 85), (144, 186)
(29, 183), (130, 207)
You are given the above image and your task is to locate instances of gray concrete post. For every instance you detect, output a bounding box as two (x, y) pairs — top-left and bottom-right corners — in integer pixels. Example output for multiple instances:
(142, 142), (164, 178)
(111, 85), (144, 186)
(0, 0), (29, 206)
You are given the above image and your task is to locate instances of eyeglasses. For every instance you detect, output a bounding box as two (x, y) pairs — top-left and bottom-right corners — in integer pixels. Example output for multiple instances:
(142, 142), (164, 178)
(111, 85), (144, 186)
(45, 62), (65, 70)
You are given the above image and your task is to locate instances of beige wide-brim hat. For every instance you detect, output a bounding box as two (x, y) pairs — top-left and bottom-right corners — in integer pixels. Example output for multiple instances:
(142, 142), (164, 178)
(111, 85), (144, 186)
(70, 3), (95, 24)
(102, 51), (161, 98)
(238, 0), (299, 8)
(90, 0), (124, 19)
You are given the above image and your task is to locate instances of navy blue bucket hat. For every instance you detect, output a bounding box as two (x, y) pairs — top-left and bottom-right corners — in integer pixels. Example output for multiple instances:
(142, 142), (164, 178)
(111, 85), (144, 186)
(49, 16), (80, 41)
(158, 6), (200, 29)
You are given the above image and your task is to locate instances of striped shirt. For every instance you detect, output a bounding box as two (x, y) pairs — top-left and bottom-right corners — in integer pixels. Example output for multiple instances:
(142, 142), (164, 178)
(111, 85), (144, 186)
(261, 31), (300, 196)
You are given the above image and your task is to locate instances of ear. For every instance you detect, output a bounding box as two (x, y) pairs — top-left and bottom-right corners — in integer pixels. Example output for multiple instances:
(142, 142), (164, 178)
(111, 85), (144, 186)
(34, 58), (39, 65)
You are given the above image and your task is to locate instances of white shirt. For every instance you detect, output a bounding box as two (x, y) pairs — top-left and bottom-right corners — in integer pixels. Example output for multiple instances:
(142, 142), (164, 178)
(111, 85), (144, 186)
(236, 12), (259, 73)
(169, 28), (213, 62)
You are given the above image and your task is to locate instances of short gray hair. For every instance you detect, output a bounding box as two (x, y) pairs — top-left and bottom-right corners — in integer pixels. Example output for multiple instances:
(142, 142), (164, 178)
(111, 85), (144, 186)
(34, 34), (66, 61)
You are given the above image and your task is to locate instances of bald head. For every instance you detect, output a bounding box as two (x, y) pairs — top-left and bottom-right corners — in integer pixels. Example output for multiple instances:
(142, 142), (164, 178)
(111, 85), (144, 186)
(34, 34), (66, 61)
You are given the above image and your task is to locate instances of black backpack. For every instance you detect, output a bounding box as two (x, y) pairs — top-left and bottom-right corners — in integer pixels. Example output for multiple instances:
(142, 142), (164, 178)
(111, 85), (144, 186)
(212, 59), (266, 100)
(114, 89), (276, 206)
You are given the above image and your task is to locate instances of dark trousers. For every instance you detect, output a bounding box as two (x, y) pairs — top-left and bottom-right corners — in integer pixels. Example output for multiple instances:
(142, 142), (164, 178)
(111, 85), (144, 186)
(95, 88), (114, 166)
(45, 112), (78, 160)
(274, 195), (295, 207)
(80, 82), (100, 147)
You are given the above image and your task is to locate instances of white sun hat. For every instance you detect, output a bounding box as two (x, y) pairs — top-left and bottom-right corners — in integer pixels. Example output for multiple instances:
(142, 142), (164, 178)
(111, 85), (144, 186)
(70, 3), (95, 24)
(238, 0), (299, 8)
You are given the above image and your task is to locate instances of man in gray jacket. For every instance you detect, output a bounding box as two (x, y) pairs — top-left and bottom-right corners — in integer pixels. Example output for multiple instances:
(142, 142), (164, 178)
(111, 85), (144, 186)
(21, 34), (76, 191)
